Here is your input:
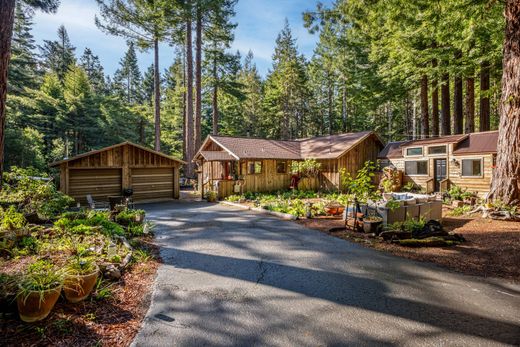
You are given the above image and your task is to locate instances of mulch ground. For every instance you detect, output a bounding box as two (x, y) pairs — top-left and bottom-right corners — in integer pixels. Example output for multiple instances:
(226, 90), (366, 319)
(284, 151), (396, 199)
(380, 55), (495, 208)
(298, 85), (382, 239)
(0, 241), (160, 347)
(297, 213), (520, 283)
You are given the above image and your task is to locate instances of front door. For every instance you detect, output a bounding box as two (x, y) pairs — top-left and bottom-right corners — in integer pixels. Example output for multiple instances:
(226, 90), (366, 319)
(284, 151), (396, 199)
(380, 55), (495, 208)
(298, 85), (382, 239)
(434, 159), (447, 192)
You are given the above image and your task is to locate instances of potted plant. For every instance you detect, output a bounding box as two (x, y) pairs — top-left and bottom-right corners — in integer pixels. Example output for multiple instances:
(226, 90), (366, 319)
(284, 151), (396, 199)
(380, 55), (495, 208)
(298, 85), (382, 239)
(206, 190), (218, 203)
(324, 202), (345, 216)
(17, 260), (63, 322)
(63, 258), (99, 303)
(363, 215), (383, 234)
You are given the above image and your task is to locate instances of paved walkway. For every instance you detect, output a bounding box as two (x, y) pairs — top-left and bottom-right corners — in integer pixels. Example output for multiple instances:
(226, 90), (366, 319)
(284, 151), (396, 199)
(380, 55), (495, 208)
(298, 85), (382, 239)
(133, 201), (520, 347)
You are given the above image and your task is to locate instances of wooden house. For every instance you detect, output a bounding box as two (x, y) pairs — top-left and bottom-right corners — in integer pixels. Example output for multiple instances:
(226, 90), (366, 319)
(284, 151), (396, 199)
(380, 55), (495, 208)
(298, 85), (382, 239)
(377, 131), (498, 196)
(193, 131), (384, 199)
(50, 142), (185, 204)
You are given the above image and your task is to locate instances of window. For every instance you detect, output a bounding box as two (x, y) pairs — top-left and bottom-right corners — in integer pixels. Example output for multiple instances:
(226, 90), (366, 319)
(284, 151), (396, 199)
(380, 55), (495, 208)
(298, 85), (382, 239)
(248, 161), (262, 174)
(461, 159), (482, 177)
(276, 161), (287, 174)
(405, 160), (428, 175)
(406, 147), (423, 156)
(428, 145), (447, 155)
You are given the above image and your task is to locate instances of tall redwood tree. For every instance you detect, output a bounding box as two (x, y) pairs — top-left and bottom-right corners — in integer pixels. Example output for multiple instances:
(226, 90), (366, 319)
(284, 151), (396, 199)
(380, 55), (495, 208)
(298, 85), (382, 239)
(0, 0), (15, 188)
(490, 0), (520, 204)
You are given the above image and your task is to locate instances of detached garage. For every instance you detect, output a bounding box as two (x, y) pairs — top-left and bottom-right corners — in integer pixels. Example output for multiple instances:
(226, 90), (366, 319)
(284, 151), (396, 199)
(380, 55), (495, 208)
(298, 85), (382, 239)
(50, 142), (185, 204)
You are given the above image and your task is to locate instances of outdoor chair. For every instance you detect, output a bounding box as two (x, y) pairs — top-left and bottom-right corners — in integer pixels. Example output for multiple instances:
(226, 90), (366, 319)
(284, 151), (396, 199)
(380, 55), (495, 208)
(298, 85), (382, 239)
(86, 194), (109, 210)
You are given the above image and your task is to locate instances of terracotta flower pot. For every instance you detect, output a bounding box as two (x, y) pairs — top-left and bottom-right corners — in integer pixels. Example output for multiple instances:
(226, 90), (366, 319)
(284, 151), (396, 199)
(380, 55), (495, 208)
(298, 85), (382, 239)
(17, 285), (62, 322)
(63, 265), (99, 303)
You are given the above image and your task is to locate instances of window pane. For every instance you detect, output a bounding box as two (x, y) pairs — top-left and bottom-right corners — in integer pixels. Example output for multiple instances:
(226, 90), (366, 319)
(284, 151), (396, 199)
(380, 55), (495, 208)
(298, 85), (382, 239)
(248, 162), (255, 174)
(472, 160), (481, 176)
(406, 147), (423, 156)
(255, 161), (262, 174)
(276, 161), (286, 174)
(428, 146), (446, 154)
(462, 159), (481, 176)
(405, 161), (428, 175)
(417, 161), (428, 174)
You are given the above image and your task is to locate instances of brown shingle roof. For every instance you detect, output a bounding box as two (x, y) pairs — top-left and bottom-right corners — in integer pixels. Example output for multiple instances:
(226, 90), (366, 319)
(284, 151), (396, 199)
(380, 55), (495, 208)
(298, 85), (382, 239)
(377, 141), (407, 159)
(195, 131), (381, 161)
(210, 135), (301, 159)
(453, 130), (498, 155)
(198, 151), (236, 161)
(299, 131), (376, 159)
(401, 134), (468, 147)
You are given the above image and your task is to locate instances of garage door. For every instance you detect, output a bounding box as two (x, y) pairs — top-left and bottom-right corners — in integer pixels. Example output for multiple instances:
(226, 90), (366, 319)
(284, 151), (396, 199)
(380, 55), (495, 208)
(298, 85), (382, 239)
(131, 168), (174, 202)
(69, 169), (122, 204)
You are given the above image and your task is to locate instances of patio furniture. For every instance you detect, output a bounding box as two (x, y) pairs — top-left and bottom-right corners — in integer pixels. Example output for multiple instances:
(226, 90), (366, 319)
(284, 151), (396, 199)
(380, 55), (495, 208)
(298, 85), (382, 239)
(86, 195), (109, 210)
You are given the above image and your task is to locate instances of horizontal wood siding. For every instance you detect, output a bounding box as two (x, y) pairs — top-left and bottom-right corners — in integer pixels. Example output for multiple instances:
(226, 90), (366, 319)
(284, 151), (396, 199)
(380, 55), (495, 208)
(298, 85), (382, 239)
(68, 168), (122, 204)
(131, 168), (174, 202)
(58, 143), (181, 204)
(385, 143), (493, 196)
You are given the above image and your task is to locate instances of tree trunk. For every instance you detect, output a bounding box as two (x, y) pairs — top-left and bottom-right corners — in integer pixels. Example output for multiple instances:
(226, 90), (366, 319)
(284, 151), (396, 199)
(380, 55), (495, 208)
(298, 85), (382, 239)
(194, 4), (202, 151)
(420, 75), (429, 138)
(185, 14), (195, 178)
(328, 79), (333, 135)
(431, 60), (439, 136)
(480, 61), (491, 131)
(412, 92), (417, 140)
(0, 0), (15, 186)
(342, 84), (347, 132)
(212, 55), (218, 135)
(464, 76), (475, 133)
(182, 48), (186, 162)
(153, 38), (161, 151)
(490, 0), (520, 204)
(453, 52), (463, 134)
(441, 73), (451, 135)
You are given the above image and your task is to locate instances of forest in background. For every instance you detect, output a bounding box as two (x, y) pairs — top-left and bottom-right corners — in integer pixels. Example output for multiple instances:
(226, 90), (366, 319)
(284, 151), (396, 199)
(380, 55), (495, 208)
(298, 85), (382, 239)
(4, 0), (505, 176)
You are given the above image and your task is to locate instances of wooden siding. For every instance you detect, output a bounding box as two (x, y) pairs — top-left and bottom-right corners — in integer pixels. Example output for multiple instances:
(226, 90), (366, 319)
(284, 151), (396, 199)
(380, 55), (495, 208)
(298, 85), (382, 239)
(318, 134), (382, 190)
(242, 159), (292, 193)
(198, 133), (383, 198)
(383, 143), (493, 196)
(56, 143), (182, 204)
(68, 168), (122, 204)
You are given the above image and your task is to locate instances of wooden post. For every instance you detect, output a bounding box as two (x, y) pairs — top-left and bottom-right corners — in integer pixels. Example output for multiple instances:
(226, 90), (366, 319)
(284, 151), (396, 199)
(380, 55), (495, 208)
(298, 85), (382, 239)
(60, 163), (68, 194)
(173, 166), (180, 199)
(122, 144), (130, 190)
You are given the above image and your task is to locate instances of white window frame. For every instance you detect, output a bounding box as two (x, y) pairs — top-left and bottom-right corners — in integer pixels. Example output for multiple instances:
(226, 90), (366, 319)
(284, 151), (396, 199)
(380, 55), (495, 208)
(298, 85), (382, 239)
(427, 145), (447, 156)
(404, 160), (429, 176)
(404, 146), (423, 157)
(460, 158), (483, 178)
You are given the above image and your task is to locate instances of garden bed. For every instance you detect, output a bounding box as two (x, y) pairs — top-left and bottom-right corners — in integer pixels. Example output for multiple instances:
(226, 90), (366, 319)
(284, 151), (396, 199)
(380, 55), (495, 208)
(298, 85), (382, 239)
(0, 168), (160, 346)
(0, 239), (159, 347)
(297, 212), (520, 282)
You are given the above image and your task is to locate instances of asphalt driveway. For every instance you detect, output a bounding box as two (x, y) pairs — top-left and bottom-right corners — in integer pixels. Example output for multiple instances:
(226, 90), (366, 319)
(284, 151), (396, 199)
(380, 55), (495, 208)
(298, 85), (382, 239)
(132, 201), (520, 347)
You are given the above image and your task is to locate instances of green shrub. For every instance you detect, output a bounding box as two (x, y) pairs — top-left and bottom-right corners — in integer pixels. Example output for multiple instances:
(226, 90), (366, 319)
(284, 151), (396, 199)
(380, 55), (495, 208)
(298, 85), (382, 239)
(340, 161), (380, 202)
(115, 209), (145, 226)
(291, 159), (321, 178)
(0, 167), (74, 219)
(225, 194), (245, 202)
(17, 236), (39, 255)
(450, 205), (473, 216)
(0, 206), (26, 231)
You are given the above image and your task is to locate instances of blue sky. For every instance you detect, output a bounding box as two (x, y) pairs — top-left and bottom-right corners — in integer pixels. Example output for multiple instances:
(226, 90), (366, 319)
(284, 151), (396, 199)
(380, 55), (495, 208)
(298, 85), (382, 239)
(32, 0), (333, 78)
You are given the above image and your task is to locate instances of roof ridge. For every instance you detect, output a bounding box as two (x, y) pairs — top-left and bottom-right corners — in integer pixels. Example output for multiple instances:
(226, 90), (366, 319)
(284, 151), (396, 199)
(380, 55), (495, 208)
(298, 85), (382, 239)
(211, 134), (300, 143)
